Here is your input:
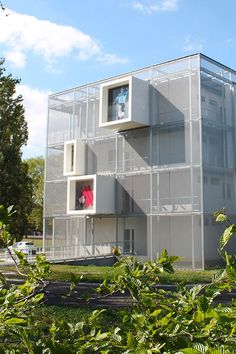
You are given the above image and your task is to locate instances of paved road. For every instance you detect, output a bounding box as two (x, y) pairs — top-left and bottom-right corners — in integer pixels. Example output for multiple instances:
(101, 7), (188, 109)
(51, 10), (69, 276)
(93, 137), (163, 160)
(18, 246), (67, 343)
(44, 281), (134, 308)
(4, 275), (236, 308)
(40, 281), (236, 308)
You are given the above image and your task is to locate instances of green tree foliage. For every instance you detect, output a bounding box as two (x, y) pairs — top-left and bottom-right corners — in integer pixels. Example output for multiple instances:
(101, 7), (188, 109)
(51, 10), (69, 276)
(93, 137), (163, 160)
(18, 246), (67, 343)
(0, 2), (5, 11)
(0, 205), (50, 351)
(25, 156), (44, 233)
(2, 207), (236, 352)
(0, 59), (32, 242)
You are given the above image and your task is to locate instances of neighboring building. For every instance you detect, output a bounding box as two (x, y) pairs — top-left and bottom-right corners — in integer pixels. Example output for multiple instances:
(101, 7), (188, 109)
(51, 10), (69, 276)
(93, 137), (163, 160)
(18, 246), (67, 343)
(44, 53), (236, 268)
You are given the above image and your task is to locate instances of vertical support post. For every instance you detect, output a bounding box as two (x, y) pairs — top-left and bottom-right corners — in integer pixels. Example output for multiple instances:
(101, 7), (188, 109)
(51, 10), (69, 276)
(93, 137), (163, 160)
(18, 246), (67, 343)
(79, 98), (82, 137)
(122, 135), (125, 172)
(42, 217), (45, 253)
(150, 172), (153, 262)
(43, 99), (50, 256)
(52, 218), (55, 259)
(91, 217), (95, 255)
(115, 134), (119, 250)
(93, 88), (96, 136)
(66, 218), (70, 258)
(84, 216), (87, 245)
(123, 217), (125, 254)
(86, 87), (89, 138)
(189, 57), (195, 269)
(149, 89), (153, 260)
(72, 88), (75, 139)
(198, 54), (205, 269)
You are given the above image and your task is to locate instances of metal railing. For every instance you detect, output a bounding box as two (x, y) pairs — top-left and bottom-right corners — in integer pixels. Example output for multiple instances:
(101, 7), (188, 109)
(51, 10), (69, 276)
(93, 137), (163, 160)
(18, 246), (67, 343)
(0, 242), (116, 264)
(153, 196), (200, 214)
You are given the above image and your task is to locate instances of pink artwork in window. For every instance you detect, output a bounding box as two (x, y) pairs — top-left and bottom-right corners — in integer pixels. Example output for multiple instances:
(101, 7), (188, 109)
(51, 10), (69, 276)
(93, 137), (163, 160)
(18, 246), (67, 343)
(80, 185), (93, 208)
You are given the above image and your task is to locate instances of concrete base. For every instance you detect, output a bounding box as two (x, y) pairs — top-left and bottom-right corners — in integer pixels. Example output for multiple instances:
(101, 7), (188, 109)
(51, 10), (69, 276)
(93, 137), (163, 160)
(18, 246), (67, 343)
(50, 255), (116, 266)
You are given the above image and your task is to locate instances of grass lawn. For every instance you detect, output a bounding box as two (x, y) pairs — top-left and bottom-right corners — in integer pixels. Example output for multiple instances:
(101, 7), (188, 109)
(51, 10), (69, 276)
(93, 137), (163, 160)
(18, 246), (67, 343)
(34, 305), (94, 324)
(33, 304), (125, 326)
(1, 262), (219, 284)
(48, 264), (120, 282)
(158, 268), (218, 284)
(47, 264), (217, 284)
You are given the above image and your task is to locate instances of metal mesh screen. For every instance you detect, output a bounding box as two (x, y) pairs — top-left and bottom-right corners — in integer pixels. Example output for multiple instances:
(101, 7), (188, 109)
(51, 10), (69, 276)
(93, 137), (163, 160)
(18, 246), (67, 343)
(46, 145), (64, 181)
(44, 217), (53, 247)
(117, 174), (150, 215)
(201, 68), (236, 214)
(44, 54), (236, 267)
(48, 93), (74, 145)
(120, 128), (150, 172)
(87, 136), (117, 174)
(44, 181), (67, 217)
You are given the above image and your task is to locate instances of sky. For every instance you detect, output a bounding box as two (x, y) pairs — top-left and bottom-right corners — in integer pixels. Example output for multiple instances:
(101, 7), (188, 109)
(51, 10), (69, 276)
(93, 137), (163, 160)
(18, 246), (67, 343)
(1, 0), (236, 159)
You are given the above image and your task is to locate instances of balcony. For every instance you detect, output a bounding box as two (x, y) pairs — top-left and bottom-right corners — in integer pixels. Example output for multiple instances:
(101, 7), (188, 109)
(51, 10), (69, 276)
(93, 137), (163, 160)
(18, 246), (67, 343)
(99, 76), (149, 131)
(63, 139), (86, 176)
(67, 174), (115, 215)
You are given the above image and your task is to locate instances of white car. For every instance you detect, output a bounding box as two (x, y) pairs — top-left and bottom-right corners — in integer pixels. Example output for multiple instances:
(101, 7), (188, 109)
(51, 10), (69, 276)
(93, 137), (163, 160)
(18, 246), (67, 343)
(8, 241), (37, 256)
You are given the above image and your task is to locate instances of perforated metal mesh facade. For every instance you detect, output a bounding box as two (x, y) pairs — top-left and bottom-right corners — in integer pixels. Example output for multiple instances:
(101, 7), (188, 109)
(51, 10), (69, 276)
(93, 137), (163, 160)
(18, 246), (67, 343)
(44, 54), (236, 268)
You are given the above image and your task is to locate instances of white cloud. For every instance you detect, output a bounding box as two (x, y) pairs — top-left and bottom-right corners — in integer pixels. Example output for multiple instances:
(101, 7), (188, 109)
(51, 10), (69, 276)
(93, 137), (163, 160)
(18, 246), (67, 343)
(16, 84), (50, 158)
(97, 53), (129, 65)
(0, 9), (127, 69)
(226, 38), (233, 44)
(161, 0), (178, 11)
(4, 50), (26, 68)
(183, 35), (203, 52)
(132, 0), (178, 15)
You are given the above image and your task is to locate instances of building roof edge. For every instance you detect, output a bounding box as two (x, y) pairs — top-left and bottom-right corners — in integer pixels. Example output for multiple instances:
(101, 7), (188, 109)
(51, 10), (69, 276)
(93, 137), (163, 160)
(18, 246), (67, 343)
(49, 53), (235, 98)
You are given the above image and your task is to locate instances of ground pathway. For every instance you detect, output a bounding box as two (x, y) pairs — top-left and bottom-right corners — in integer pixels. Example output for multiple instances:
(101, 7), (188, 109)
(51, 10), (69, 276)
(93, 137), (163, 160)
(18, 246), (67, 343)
(3, 271), (236, 308)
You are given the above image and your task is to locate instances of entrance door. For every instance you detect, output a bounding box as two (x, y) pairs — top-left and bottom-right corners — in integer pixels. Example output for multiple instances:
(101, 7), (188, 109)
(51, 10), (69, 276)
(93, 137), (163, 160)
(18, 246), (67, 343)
(124, 228), (134, 254)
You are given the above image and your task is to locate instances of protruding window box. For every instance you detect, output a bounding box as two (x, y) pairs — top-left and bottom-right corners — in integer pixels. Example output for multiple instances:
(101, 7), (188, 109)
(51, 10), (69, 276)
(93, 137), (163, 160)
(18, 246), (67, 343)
(99, 76), (149, 131)
(67, 175), (115, 215)
(63, 140), (86, 176)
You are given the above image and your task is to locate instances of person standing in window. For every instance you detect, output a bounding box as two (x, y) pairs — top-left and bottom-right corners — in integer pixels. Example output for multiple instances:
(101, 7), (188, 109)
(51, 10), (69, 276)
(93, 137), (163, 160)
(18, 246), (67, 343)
(113, 87), (128, 119)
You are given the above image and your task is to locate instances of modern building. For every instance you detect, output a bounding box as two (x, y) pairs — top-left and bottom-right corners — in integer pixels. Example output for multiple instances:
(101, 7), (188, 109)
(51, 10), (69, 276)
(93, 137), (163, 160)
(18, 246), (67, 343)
(44, 53), (236, 268)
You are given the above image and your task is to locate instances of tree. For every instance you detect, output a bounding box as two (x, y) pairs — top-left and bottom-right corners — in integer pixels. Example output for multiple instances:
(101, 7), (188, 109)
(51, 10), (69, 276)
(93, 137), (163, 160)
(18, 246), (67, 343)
(0, 205), (50, 352)
(0, 59), (32, 242)
(25, 156), (44, 234)
(0, 2), (5, 11)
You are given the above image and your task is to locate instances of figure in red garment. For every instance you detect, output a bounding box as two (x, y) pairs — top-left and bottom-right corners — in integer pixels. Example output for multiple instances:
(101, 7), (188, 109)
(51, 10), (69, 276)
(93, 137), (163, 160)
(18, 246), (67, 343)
(80, 185), (93, 208)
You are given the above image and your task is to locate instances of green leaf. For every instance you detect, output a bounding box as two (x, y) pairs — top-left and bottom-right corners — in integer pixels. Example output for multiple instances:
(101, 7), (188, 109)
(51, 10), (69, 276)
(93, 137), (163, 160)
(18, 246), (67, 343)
(193, 343), (207, 352)
(198, 295), (210, 312)
(226, 264), (236, 281)
(215, 213), (227, 223)
(114, 327), (120, 334)
(7, 205), (15, 215)
(193, 310), (205, 323)
(150, 309), (162, 317)
(219, 224), (236, 250)
(206, 350), (224, 354)
(33, 293), (44, 302)
(112, 333), (122, 342)
(74, 321), (84, 331)
(179, 349), (202, 354)
(4, 317), (27, 325)
(95, 332), (108, 341)
(127, 332), (137, 349)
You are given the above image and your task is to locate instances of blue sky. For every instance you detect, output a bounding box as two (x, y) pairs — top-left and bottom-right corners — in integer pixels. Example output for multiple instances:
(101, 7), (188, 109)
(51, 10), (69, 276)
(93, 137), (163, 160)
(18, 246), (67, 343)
(1, 0), (236, 158)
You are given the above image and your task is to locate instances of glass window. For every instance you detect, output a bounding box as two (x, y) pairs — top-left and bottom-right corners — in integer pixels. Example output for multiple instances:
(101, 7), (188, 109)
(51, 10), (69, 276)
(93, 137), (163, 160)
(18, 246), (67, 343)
(108, 84), (129, 121)
(124, 229), (134, 253)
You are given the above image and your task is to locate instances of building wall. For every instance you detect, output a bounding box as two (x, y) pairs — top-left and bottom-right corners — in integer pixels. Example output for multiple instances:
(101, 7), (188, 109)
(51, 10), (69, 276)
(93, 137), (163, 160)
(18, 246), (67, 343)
(200, 57), (236, 266)
(44, 54), (236, 268)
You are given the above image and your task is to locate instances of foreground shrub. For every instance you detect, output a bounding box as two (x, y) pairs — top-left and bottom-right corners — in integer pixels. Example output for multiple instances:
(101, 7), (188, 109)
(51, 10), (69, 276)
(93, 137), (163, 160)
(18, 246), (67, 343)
(1, 206), (236, 353)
